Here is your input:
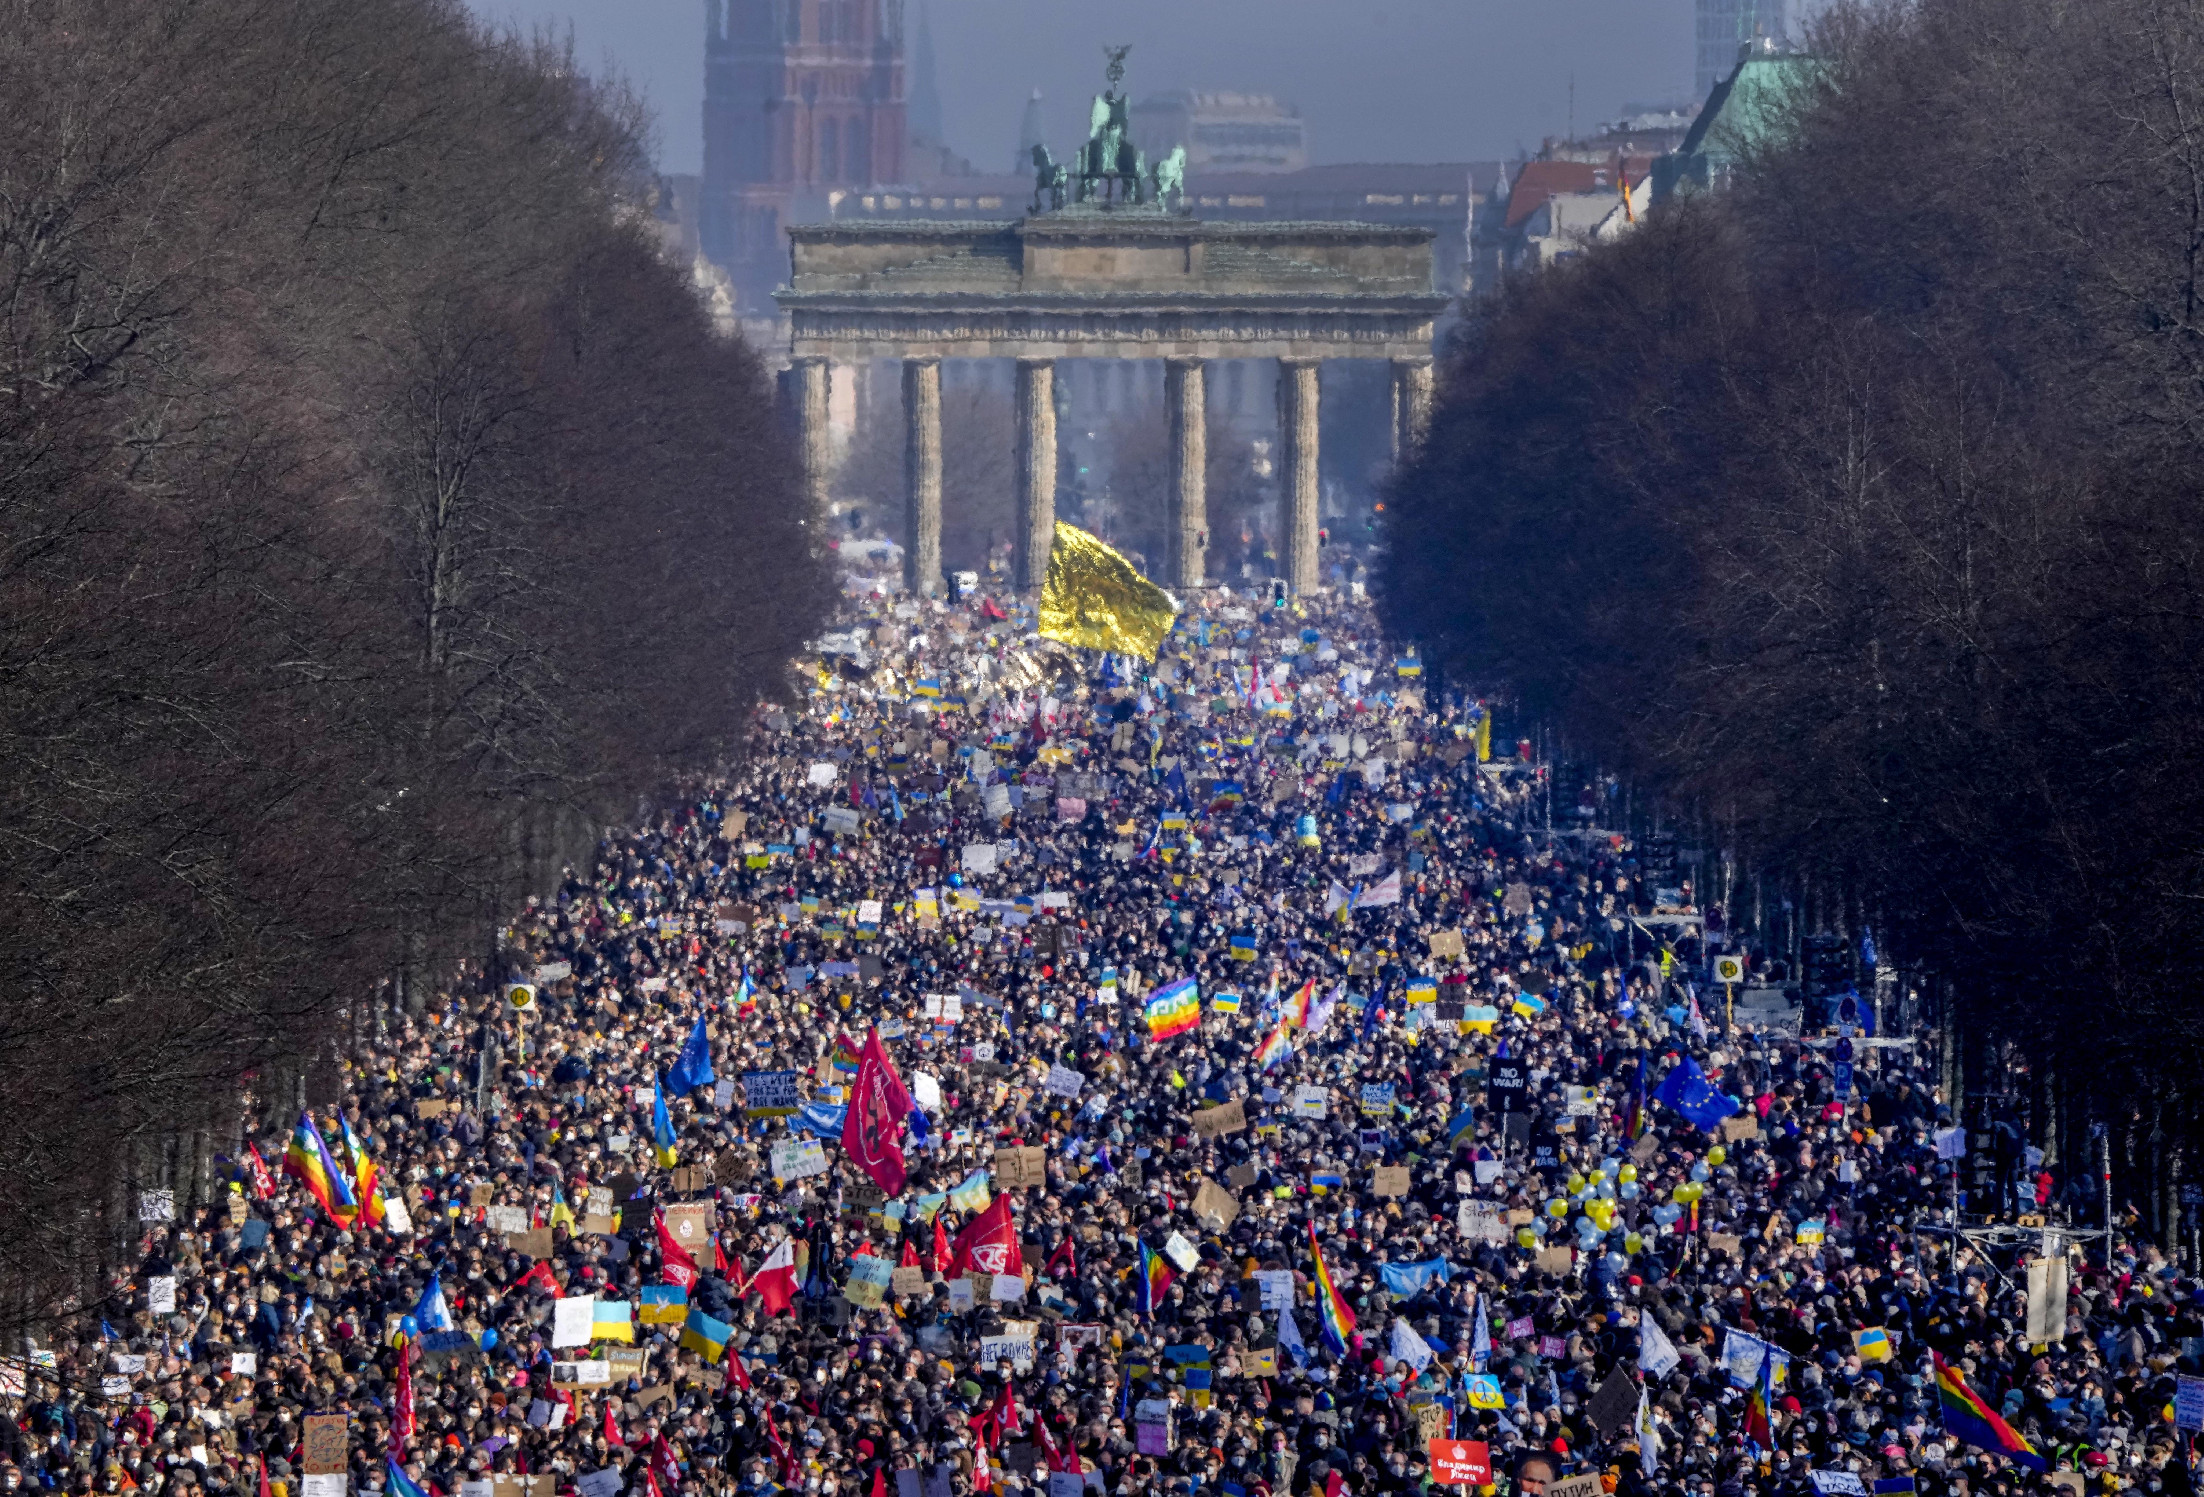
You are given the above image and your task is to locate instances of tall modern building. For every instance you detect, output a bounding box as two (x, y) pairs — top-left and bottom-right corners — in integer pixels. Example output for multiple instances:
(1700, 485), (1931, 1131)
(1696, 0), (1792, 98)
(700, 0), (908, 315)
(1128, 92), (1308, 174)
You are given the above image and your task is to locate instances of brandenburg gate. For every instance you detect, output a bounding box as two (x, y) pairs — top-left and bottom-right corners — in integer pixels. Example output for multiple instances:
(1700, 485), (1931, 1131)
(774, 56), (1448, 598)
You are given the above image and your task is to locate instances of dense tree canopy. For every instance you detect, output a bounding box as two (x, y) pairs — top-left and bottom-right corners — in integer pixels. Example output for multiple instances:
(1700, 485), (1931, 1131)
(1381, 0), (2204, 1174)
(0, 0), (825, 1329)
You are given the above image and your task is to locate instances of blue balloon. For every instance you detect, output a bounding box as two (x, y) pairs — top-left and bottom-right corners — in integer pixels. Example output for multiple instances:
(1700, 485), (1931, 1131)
(478, 1328), (497, 1351)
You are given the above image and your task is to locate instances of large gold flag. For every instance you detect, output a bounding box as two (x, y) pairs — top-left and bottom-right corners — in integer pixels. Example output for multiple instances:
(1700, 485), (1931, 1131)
(1037, 522), (1178, 661)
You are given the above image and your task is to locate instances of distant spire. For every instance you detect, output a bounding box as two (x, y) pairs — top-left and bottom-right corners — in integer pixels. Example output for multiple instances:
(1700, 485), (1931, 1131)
(908, 0), (945, 146)
(1015, 88), (1045, 174)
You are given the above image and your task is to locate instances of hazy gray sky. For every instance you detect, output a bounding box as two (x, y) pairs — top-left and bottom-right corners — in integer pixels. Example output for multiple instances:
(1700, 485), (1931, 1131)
(466, 0), (1696, 177)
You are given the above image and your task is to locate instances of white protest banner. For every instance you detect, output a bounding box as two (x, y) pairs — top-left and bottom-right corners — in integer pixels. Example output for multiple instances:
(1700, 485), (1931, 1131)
(551, 1296), (595, 1349)
(1043, 1064), (1086, 1099)
(1255, 1271), (1295, 1310)
(771, 1139), (829, 1182)
(1293, 1085), (1329, 1118)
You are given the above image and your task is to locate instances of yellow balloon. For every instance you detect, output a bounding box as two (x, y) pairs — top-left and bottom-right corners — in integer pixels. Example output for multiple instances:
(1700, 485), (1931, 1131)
(1624, 1232), (1645, 1254)
(1565, 1173), (1587, 1195)
(1619, 1164), (1638, 1184)
(1676, 1181), (1704, 1204)
(1517, 1227), (1540, 1249)
(1707, 1145), (1727, 1167)
(1547, 1198), (1570, 1218)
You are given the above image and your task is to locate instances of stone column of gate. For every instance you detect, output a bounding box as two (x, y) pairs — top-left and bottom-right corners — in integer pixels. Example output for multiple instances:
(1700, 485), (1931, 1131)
(1390, 356), (1435, 464)
(1165, 358), (1208, 592)
(1278, 358), (1322, 595)
(794, 356), (832, 516)
(1013, 358), (1057, 591)
(903, 358), (943, 596)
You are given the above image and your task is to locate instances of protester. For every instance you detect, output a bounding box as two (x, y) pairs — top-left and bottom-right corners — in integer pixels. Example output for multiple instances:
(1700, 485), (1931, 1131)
(13, 583), (2185, 1497)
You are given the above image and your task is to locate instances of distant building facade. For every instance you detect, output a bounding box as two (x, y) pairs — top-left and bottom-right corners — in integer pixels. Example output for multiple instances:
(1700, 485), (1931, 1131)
(700, 0), (909, 316)
(1129, 92), (1308, 174)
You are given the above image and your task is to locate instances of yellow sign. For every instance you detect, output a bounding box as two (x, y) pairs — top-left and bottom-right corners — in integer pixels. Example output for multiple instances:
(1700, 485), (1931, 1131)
(1037, 522), (1178, 662)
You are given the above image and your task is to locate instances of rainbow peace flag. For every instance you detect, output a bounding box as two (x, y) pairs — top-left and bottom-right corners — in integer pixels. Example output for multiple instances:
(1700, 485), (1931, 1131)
(387, 1458), (431, 1497)
(1934, 1352), (2045, 1470)
(1308, 1220), (1357, 1356)
(338, 1115), (386, 1228)
(1253, 1017), (1294, 1072)
(831, 1033), (863, 1074)
(281, 1112), (358, 1227)
(1144, 977), (1200, 1041)
(1286, 978), (1316, 1029)
(1137, 1242), (1175, 1316)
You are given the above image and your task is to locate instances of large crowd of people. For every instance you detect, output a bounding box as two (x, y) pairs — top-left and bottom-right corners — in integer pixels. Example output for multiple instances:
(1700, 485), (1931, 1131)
(13, 584), (2199, 1497)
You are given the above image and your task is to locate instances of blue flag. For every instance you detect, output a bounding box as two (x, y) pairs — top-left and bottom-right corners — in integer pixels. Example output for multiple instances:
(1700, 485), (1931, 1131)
(1652, 1055), (1741, 1131)
(666, 1013), (714, 1095)
(791, 1102), (849, 1140)
(1378, 1257), (1452, 1299)
(413, 1271), (453, 1332)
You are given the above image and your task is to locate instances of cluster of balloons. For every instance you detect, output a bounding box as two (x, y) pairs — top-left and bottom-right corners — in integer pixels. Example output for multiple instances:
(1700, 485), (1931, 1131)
(1507, 1146), (1738, 1253)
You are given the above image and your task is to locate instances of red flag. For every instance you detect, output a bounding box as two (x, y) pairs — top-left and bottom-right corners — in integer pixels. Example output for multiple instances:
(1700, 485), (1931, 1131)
(1046, 1235), (1076, 1280)
(650, 1436), (681, 1492)
(512, 1259), (558, 1295)
(842, 1026), (914, 1196)
(244, 1144), (276, 1200)
(712, 1234), (730, 1277)
(949, 1195), (1023, 1279)
(929, 1216), (950, 1273)
(900, 1240), (922, 1269)
(258, 1458), (271, 1497)
(725, 1347), (752, 1393)
(870, 1471), (886, 1497)
(604, 1401), (624, 1448)
(764, 1410), (800, 1484)
(390, 1346), (416, 1454)
(747, 1237), (799, 1317)
(655, 1210), (699, 1291)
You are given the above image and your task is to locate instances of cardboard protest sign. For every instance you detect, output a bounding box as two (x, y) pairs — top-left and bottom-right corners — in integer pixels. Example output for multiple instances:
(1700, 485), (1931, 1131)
(1191, 1099), (1246, 1138)
(1547, 1476), (1603, 1497)
(1226, 1162), (1259, 1190)
(1191, 1179), (1240, 1230)
(1721, 1114), (1763, 1143)
(661, 1202), (711, 1252)
(1428, 930), (1466, 958)
(1372, 1166), (1411, 1198)
(890, 1266), (929, 1299)
(993, 1146), (1048, 1189)
(301, 1415), (348, 1474)
(1535, 1246), (1575, 1276)
(505, 1228), (554, 1260)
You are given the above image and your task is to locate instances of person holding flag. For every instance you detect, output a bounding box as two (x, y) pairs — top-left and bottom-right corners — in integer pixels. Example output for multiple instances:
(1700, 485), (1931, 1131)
(281, 1112), (358, 1228)
(651, 1077), (679, 1167)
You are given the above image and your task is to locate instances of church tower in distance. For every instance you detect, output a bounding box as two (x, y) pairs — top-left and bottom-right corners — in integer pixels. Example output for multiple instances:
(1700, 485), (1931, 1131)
(701, 0), (907, 315)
